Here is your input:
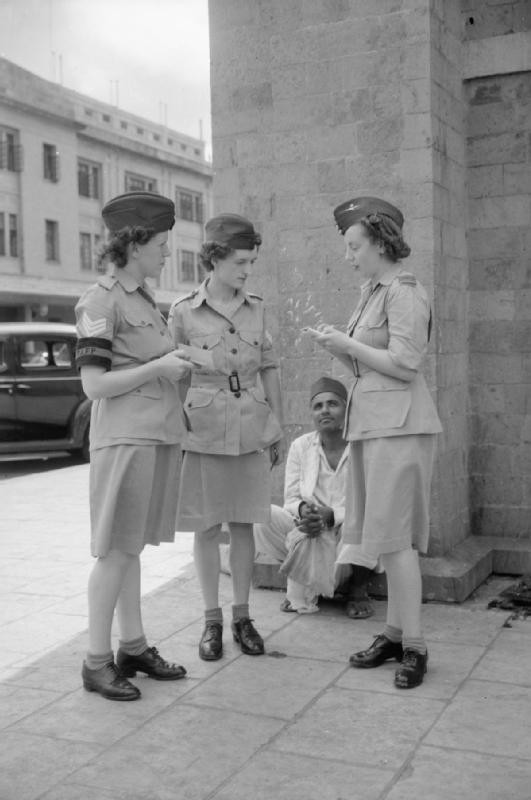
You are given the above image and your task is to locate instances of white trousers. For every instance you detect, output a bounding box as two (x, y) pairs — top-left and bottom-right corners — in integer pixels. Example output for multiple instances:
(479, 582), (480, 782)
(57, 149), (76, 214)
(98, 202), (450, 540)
(254, 505), (377, 613)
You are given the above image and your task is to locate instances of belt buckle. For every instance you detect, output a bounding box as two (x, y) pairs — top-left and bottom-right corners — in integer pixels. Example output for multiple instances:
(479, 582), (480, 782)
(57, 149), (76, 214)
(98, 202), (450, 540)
(229, 371), (241, 393)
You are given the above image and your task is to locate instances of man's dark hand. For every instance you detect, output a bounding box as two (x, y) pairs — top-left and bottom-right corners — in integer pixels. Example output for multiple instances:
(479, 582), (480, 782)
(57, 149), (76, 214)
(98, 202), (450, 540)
(296, 507), (324, 538)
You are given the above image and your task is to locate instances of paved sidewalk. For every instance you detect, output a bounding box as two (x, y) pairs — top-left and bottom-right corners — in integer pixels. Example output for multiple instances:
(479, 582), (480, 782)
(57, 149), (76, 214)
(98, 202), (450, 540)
(1, 466), (531, 800)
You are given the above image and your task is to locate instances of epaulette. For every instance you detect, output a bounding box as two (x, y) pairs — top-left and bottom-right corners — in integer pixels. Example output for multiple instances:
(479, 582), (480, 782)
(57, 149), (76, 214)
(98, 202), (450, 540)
(97, 274), (118, 290)
(396, 273), (417, 286)
(247, 291), (263, 301)
(171, 289), (198, 308)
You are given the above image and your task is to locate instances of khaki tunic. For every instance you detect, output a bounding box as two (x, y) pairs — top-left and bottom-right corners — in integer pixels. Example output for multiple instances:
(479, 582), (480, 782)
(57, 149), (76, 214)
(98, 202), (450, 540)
(168, 279), (282, 531)
(337, 268), (442, 560)
(75, 267), (185, 556)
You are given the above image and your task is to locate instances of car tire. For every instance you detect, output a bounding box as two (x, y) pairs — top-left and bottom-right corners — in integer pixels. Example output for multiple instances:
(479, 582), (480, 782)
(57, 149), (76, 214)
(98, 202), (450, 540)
(80, 424), (90, 462)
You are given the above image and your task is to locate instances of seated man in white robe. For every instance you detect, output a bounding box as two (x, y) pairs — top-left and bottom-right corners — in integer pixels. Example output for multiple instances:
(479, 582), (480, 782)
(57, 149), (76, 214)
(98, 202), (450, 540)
(254, 377), (377, 616)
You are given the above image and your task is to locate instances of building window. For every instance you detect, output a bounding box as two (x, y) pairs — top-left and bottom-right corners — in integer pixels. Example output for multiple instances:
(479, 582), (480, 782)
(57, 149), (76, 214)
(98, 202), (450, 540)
(194, 148), (201, 156)
(153, 133), (160, 142)
(79, 232), (92, 271)
(94, 234), (106, 273)
(43, 143), (59, 182)
(78, 159), (101, 198)
(124, 172), (157, 193)
(9, 214), (17, 257)
(84, 108), (93, 117)
(181, 144), (187, 151)
(0, 213), (5, 256)
(176, 187), (204, 223)
(167, 138), (173, 146)
(0, 128), (23, 172)
(45, 220), (59, 261)
(136, 127), (144, 135)
(120, 121), (128, 130)
(102, 113), (111, 123)
(179, 250), (199, 283)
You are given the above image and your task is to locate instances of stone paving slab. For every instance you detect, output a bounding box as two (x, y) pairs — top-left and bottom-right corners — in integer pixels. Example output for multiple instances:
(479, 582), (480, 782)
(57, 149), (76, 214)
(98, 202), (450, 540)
(211, 750), (393, 800)
(385, 746), (531, 800)
(63, 705), (286, 800)
(2, 465), (531, 800)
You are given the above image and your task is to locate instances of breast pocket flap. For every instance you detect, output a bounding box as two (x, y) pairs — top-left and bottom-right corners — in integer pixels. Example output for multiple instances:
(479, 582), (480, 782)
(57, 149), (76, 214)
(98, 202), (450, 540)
(185, 388), (216, 409)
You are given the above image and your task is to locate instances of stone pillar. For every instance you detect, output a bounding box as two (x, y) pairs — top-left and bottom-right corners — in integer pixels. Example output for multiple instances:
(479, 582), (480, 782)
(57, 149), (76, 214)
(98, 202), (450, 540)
(208, 1), (479, 593)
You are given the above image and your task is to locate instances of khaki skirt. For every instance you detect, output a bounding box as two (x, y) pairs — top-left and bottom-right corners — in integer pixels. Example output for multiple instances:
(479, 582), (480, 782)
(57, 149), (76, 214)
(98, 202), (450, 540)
(337, 434), (436, 563)
(89, 443), (181, 557)
(177, 450), (271, 533)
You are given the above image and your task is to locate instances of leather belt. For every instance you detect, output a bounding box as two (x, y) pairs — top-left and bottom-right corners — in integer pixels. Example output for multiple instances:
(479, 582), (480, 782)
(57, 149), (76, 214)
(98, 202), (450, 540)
(190, 371), (256, 394)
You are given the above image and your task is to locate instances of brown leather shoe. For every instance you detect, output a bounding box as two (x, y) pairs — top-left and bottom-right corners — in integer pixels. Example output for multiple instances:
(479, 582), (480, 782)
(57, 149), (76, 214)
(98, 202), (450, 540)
(394, 648), (428, 689)
(231, 618), (264, 655)
(82, 660), (140, 701)
(199, 621), (223, 661)
(116, 646), (187, 681)
(349, 634), (403, 668)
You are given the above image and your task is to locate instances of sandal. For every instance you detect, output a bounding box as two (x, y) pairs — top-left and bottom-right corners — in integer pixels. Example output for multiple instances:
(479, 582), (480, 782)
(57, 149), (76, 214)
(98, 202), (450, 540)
(280, 598), (297, 613)
(346, 597), (374, 619)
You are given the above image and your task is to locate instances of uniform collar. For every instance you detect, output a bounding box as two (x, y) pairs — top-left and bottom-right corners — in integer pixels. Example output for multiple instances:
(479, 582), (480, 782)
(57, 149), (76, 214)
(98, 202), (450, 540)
(368, 266), (405, 290)
(108, 265), (151, 295)
(190, 278), (258, 309)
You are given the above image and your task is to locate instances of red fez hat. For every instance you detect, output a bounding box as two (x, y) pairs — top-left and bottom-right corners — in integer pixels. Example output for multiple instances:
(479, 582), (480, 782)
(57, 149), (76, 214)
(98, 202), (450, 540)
(310, 377), (348, 404)
(333, 196), (403, 234)
(102, 192), (175, 233)
(205, 213), (262, 249)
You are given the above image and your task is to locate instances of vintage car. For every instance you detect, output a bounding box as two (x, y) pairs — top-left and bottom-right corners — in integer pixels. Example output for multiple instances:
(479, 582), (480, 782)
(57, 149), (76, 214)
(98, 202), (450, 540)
(0, 322), (91, 461)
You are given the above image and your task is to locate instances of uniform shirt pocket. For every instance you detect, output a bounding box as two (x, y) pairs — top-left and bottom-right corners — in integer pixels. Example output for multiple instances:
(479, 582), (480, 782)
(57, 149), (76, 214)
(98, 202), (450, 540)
(120, 312), (163, 362)
(183, 387), (221, 441)
(236, 329), (262, 371)
(358, 372), (411, 432)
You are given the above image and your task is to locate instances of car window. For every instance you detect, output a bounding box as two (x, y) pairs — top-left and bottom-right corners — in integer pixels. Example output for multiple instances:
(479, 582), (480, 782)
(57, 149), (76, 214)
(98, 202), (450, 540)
(0, 341), (6, 373)
(20, 338), (74, 370)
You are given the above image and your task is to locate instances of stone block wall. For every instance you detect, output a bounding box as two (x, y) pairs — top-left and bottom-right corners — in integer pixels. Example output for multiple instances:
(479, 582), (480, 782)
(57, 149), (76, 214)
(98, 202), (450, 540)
(209, 0), (470, 550)
(466, 70), (531, 538)
(428, 2), (469, 555)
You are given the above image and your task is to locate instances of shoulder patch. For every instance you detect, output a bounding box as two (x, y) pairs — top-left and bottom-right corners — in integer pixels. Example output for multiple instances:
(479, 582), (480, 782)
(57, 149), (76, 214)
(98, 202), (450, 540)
(171, 290), (198, 308)
(396, 273), (417, 286)
(97, 274), (118, 290)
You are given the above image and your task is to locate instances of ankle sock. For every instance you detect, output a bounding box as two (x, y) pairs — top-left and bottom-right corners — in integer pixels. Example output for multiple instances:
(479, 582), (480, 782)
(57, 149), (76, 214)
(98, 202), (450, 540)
(119, 635), (148, 656)
(232, 603), (249, 621)
(205, 607), (223, 624)
(85, 650), (113, 670)
(382, 624), (403, 644)
(402, 636), (427, 655)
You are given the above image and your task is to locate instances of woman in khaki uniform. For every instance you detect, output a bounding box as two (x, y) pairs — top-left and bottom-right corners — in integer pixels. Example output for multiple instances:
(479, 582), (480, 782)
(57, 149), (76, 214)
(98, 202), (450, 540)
(168, 214), (283, 661)
(75, 192), (191, 701)
(308, 197), (442, 689)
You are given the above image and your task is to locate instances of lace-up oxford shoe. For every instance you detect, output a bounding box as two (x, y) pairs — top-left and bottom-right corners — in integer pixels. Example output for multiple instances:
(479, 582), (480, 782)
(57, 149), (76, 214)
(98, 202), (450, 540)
(231, 617), (264, 655)
(199, 621), (223, 661)
(116, 646), (187, 681)
(349, 634), (404, 668)
(394, 648), (428, 689)
(82, 660), (141, 701)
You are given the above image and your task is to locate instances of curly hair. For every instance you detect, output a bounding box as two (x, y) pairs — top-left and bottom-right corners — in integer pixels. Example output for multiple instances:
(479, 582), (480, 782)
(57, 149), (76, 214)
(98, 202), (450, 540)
(199, 238), (262, 272)
(96, 225), (156, 269)
(360, 213), (411, 262)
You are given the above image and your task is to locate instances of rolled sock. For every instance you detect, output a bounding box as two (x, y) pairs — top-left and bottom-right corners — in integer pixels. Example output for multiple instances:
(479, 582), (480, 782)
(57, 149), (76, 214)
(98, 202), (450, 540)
(205, 607), (223, 624)
(382, 625), (403, 644)
(402, 636), (427, 654)
(85, 650), (114, 670)
(232, 603), (249, 621)
(119, 635), (148, 656)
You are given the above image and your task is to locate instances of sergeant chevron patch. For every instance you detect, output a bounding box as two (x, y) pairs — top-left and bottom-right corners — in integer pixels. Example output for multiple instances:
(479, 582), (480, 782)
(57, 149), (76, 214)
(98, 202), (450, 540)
(77, 312), (110, 338)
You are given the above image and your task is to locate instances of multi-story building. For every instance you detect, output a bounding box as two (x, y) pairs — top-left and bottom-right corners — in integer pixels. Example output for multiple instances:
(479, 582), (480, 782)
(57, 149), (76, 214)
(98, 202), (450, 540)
(0, 57), (213, 322)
